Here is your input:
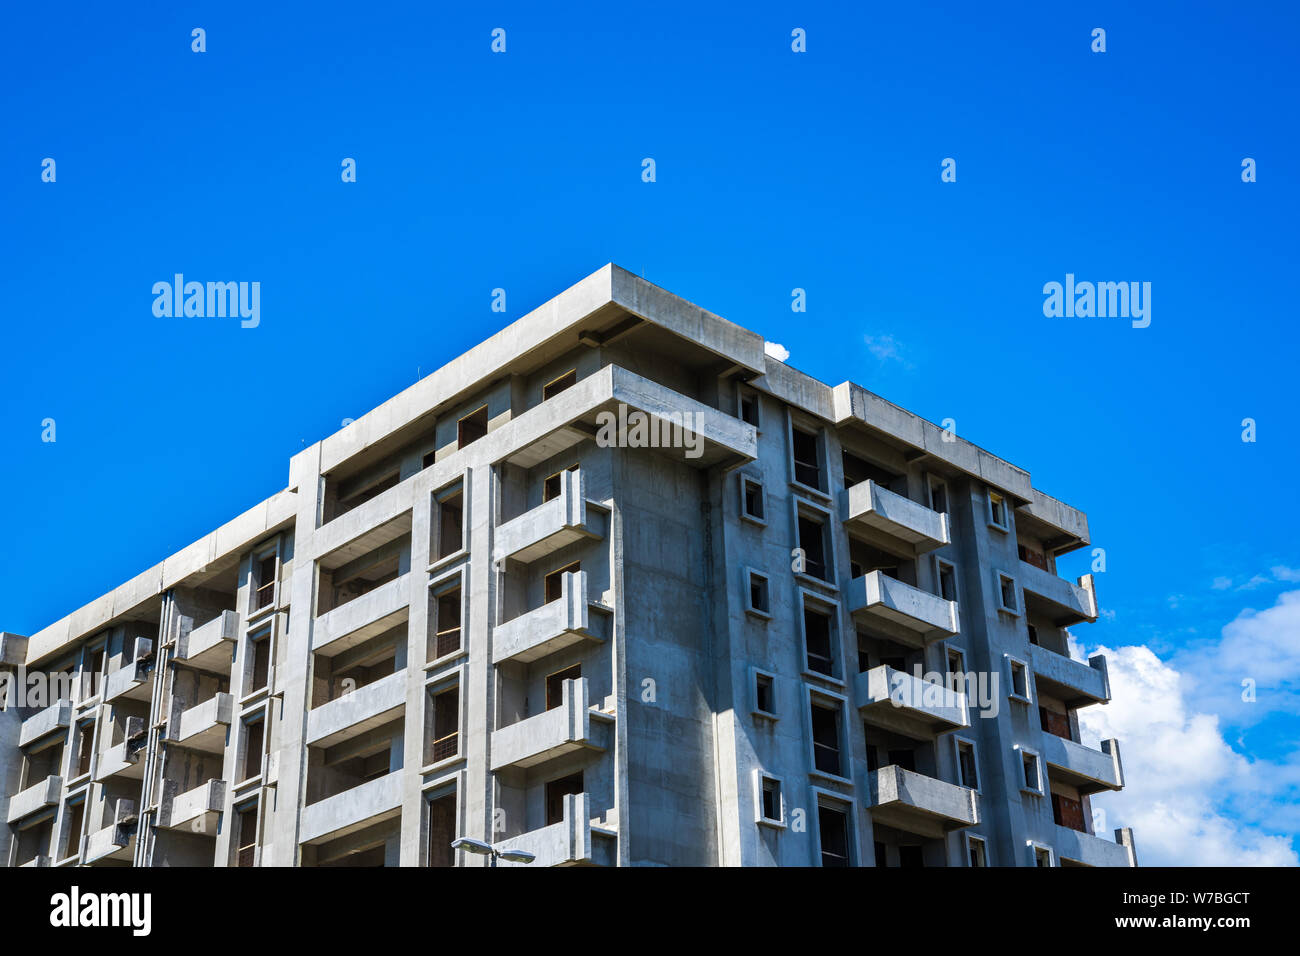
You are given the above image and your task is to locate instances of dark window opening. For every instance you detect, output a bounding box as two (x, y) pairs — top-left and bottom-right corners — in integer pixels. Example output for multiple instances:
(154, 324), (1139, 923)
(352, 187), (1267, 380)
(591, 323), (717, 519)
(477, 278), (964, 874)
(810, 702), (841, 776)
(755, 673), (774, 714)
(544, 561), (580, 604)
(546, 664), (581, 711)
(543, 370), (577, 400)
(236, 805), (258, 867)
(804, 606), (835, 676)
(797, 515), (828, 581)
(254, 553), (277, 610)
(427, 792), (457, 867)
(817, 804), (850, 867)
(429, 686), (460, 763)
(242, 718), (265, 782)
(546, 772), (583, 826)
(457, 406), (488, 449)
(792, 428), (822, 489)
(431, 586), (462, 660)
(436, 490), (464, 560)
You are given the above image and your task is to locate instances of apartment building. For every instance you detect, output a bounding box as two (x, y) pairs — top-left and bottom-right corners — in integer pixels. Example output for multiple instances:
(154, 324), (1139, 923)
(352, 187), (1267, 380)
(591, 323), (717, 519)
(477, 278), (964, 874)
(0, 264), (1137, 867)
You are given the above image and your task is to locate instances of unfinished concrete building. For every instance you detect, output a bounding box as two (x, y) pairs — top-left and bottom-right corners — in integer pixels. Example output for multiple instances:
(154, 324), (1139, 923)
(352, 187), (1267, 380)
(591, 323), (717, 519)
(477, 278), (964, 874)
(0, 265), (1136, 867)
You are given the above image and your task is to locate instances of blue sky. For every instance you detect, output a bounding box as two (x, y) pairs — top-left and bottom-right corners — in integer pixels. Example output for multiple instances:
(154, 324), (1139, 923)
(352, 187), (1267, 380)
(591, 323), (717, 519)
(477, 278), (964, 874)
(2, 2), (1297, 863)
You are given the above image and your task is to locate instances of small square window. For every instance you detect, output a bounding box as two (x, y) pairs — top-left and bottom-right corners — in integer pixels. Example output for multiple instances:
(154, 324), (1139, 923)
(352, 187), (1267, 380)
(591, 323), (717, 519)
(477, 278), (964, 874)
(1032, 844), (1054, 867)
(1007, 656), (1031, 703)
(791, 427), (823, 491)
(746, 570), (771, 616)
(246, 627), (272, 695)
(543, 369), (577, 400)
(967, 835), (988, 867)
(1020, 749), (1043, 795)
(753, 671), (776, 717)
(740, 475), (765, 523)
(756, 772), (784, 826)
(956, 738), (979, 791)
(997, 572), (1019, 615)
(936, 560), (958, 602)
(988, 491), (1009, 531)
(929, 478), (949, 514)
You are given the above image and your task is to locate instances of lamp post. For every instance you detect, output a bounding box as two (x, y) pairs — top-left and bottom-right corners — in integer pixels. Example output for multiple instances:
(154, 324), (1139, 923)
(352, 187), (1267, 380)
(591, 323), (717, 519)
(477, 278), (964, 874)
(451, 836), (536, 867)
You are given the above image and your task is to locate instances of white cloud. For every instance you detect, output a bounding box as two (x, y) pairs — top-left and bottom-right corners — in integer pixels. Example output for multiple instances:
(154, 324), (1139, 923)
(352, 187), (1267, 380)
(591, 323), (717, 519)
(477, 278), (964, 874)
(764, 341), (789, 362)
(1212, 576), (1233, 590)
(1078, 599), (1300, 866)
(863, 334), (902, 362)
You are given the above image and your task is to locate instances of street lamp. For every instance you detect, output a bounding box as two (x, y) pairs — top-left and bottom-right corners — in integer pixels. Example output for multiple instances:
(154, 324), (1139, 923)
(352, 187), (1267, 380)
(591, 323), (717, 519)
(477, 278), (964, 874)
(452, 836), (536, 867)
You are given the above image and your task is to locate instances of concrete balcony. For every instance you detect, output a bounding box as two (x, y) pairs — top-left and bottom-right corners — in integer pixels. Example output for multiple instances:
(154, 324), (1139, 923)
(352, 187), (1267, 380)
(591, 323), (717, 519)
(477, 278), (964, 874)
(841, 480), (950, 555)
(492, 792), (616, 867)
(299, 772), (404, 845)
(175, 610), (239, 674)
(855, 666), (968, 739)
(19, 699), (72, 748)
(103, 658), (153, 704)
(171, 693), (234, 753)
(84, 816), (136, 865)
(1019, 563), (1098, 626)
(867, 766), (978, 838)
(6, 775), (62, 823)
(161, 780), (225, 834)
(95, 730), (146, 783)
(492, 570), (612, 665)
(493, 470), (607, 566)
(306, 669), (407, 749)
(1041, 733), (1124, 796)
(1029, 644), (1110, 707)
(491, 678), (613, 772)
(1054, 825), (1138, 867)
(312, 573), (411, 658)
(847, 571), (959, 643)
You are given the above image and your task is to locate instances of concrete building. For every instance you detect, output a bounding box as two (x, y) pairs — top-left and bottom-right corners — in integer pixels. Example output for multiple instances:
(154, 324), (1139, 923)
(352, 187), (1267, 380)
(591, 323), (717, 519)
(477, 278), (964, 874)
(0, 264), (1136, 867)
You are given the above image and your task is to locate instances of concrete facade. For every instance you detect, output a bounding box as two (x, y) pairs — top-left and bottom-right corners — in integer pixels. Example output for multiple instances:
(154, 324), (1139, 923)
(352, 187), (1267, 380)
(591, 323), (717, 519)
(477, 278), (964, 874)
(0, 264), (1135, 867)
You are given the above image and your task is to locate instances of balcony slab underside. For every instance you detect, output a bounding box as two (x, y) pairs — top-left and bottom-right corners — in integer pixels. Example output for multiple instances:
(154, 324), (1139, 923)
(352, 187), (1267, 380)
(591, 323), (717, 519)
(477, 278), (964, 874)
(848, 571), (959, 644)
(867, 766), (978, 839)
(856, 666), (968, 739)
(841, 481), (950, 556)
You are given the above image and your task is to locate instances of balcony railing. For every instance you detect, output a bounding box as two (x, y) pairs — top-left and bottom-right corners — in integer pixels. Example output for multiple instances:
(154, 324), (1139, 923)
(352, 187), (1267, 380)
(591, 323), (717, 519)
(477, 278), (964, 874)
(847, 571), (959, 642)
(171, 692), (234, 753)
(1019, 563), (1098, 626)
(866, 765), (978, 838)
(19, 699), (72, 748)
(493, 469), (607, 566)
(313, 572), (411, 659)
(175, 610), (239, 673)
(1041, 733), (1124, 795)
(491, 677), (613, 771)
(1053, 825), (1138, 867)
(856, 665), (968, 738)
(305, 669), (406, 749)
(490, 791), (616, 867)
(492, 570), (611, 665)
(299, 772), (404, 845)
(1029, 644), (1110, 706)
(161, 779), (226, 834)
(6, 775), (62, 824)
(841, 480), (950, 555)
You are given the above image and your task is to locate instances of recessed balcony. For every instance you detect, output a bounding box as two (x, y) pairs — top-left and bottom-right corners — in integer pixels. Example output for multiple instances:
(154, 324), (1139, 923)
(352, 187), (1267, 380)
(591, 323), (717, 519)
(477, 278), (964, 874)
(299, 772), (404, 846)
(1029, 644), (1110, 707)
(855, 666), (968, 739)
(175, 610), (239, 674)
(306, 669), (407, 750)
(312, 573), (411, 658)
(171, 693), (234, 753)
(493, 470), (607, 566)
(160, 780), (225, 834)
(1054, 825), (1137, 867)
(1019, 563), (1098, 626)
(491, 791), (616, 867)
(847, 571), (959, 643)
(492, 570), (612, 665)
(841, 481), (950, 555)
(491, 677), (613, 772)
(6, 775), (62, 824)
(19, 699), (72, 748)
(867, 765), (978, 838)
(1041, 733), (1124, 795)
